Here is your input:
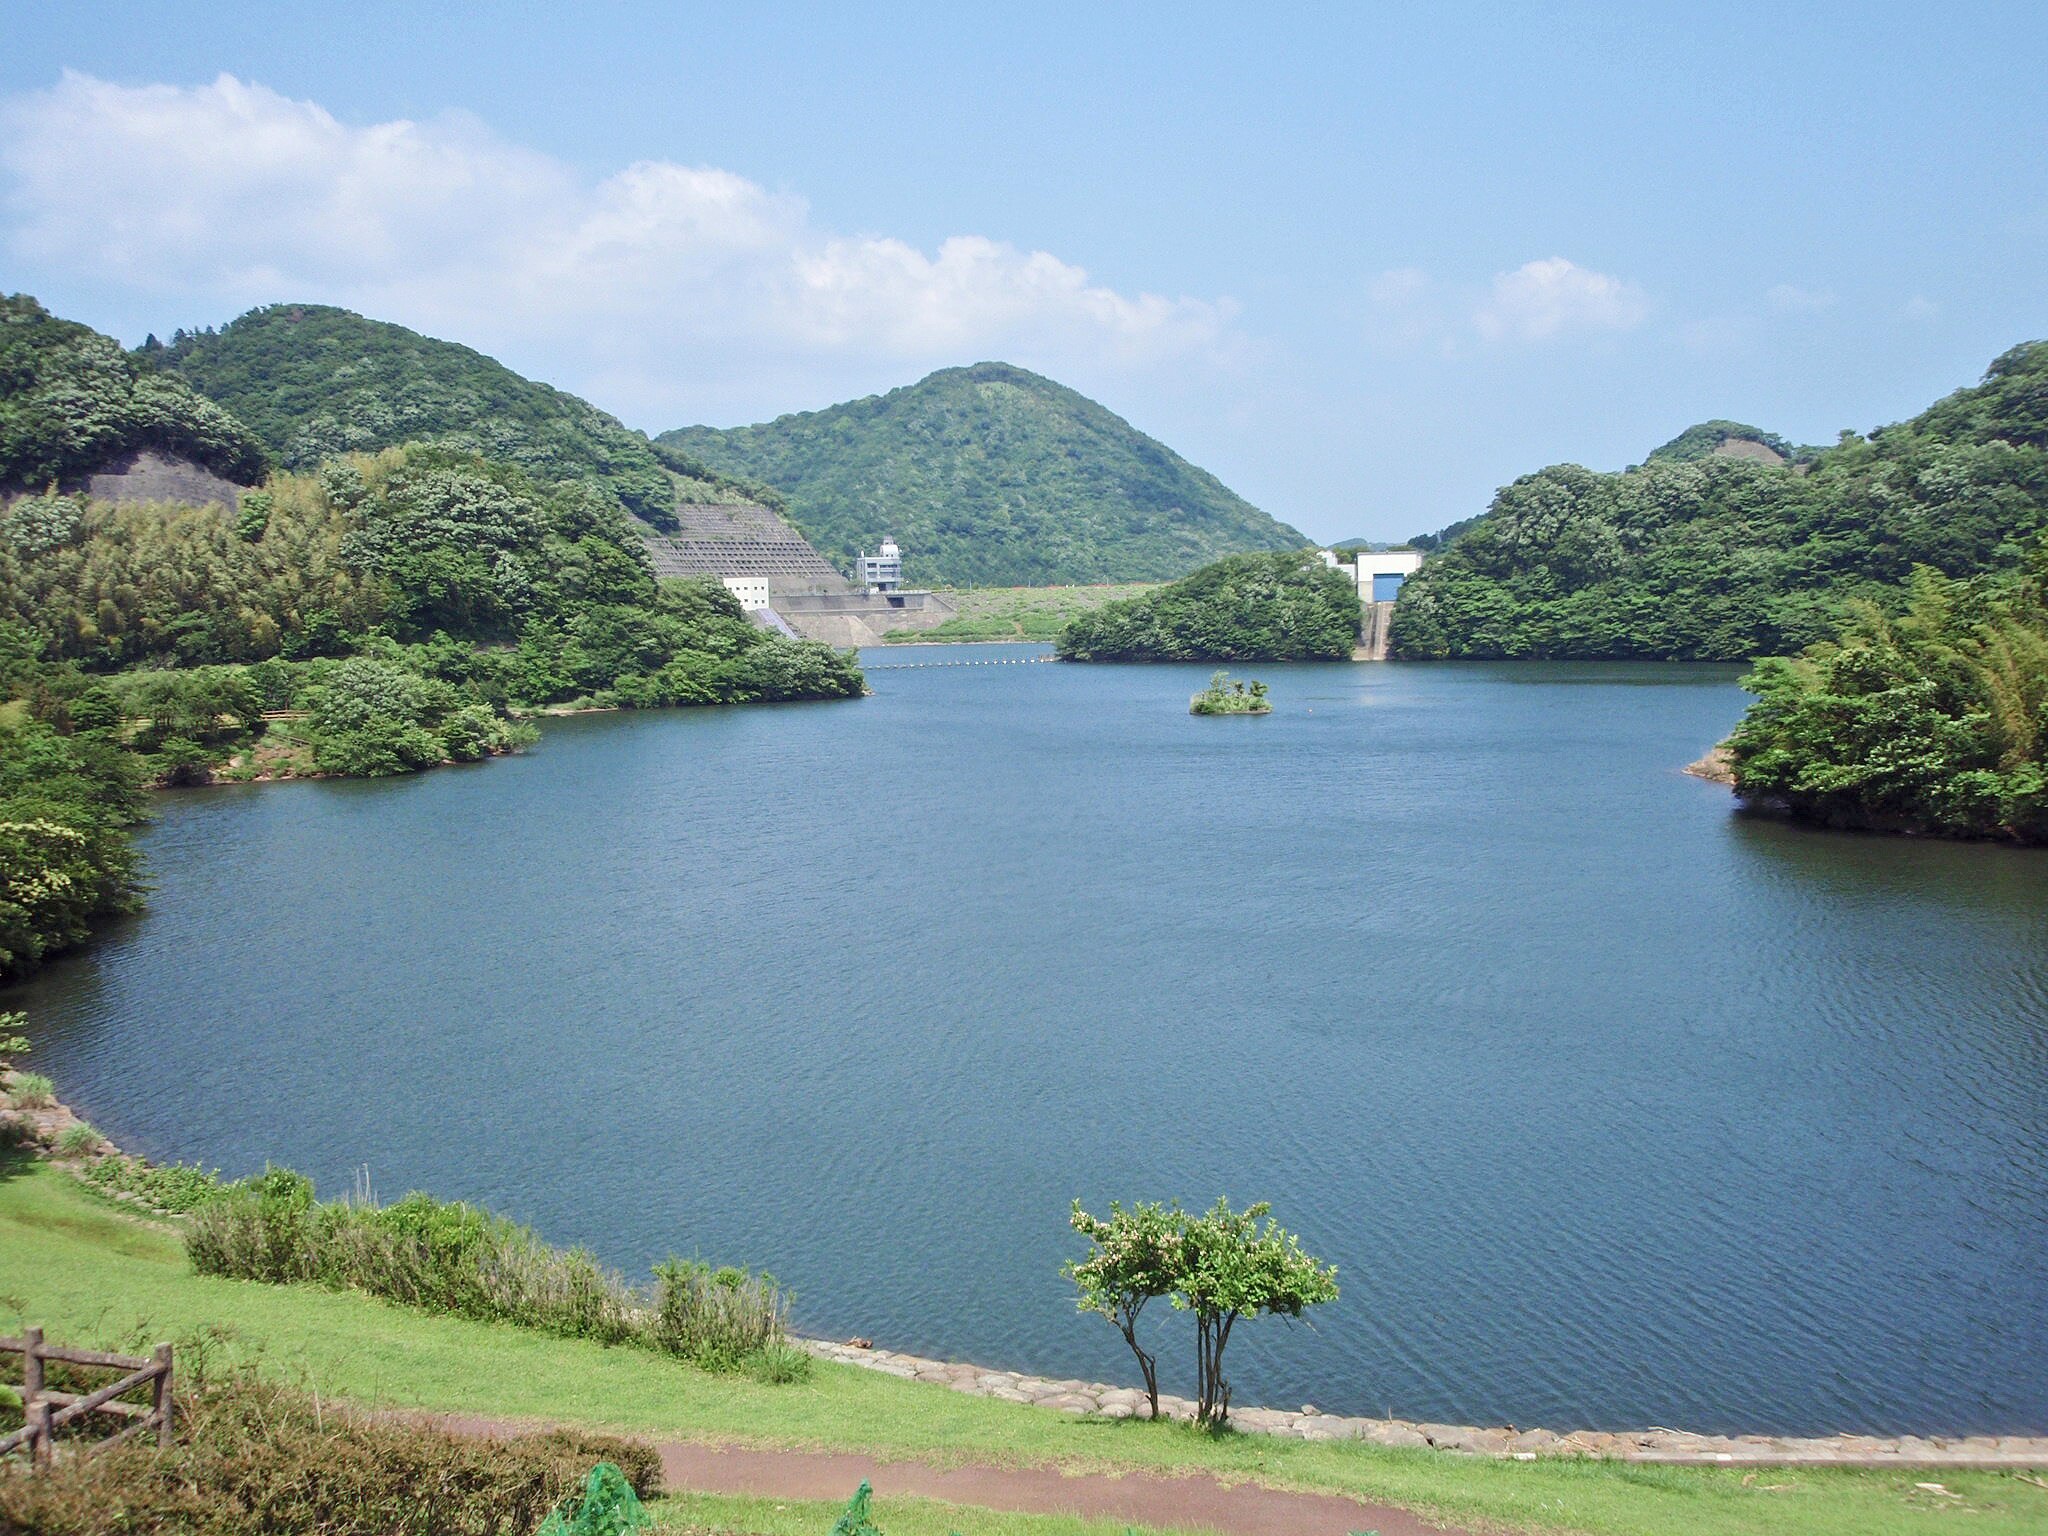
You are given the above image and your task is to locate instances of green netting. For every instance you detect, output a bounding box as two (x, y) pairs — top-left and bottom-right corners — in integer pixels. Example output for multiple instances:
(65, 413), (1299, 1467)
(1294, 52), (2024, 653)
(829, 1481), (885, 1536)
(537, 1463), (648, 1536)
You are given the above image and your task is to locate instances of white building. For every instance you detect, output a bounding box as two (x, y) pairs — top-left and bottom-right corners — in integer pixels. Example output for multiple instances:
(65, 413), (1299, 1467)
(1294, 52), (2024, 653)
(720, 576), (772, 612)
(1351, 549), (1424, 605)
(855, 537), (904, 592)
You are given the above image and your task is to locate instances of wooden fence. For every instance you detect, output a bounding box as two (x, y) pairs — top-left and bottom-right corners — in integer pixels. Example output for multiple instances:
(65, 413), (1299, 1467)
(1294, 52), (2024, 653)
(0, 1328), (173, 1466)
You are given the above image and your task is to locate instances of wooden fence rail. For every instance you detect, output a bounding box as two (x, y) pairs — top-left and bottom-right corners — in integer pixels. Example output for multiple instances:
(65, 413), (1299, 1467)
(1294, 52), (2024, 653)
(0, 1328), (173, 1466)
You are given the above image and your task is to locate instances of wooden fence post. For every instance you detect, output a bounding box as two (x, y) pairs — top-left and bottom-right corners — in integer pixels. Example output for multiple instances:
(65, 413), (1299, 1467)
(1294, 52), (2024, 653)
(27, 1399), (51, 1468)
(22, 1327), (45, 1465)
(153, 1343), (174, 1448)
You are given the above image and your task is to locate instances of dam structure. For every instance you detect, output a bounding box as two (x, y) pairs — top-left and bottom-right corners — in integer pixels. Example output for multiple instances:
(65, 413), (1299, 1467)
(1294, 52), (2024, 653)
(641, 504), (954, 646)
(1337, 547), (1424, 660)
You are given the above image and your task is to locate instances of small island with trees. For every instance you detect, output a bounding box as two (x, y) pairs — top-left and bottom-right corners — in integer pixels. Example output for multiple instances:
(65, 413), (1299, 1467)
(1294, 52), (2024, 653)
(1189, 671), (1270, 715)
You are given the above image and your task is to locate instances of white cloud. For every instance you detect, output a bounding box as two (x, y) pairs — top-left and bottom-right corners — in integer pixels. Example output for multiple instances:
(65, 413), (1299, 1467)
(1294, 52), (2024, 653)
(1472, 257), (1648, 342)
(0, 72), (1234, 420)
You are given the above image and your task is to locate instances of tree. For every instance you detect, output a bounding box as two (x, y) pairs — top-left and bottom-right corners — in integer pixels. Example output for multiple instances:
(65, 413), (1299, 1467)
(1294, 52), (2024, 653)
(1172, 1198), (1338, 1427)
(1727, 552), (2048, 841)
(1058, 551), (1360, 663)
(1064, 1199), (1184, 1419)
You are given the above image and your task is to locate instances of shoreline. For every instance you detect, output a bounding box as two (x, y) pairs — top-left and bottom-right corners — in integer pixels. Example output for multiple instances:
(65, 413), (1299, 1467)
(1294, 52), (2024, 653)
(803, 1339), (2048, 1467)
(1683, 744), (1736, 783)
(7, 1067), (2041, 1467)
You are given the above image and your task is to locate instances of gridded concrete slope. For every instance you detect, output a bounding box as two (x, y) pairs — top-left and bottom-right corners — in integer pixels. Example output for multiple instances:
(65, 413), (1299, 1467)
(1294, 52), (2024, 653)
(640, 502), (853, 594)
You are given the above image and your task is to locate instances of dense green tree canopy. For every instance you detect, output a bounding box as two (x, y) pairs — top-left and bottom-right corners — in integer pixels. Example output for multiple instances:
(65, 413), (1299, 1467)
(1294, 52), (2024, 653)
(0, 440), (861, 714)
(0, 479), (381, 667)
(1393, 342), (2048, 660)
(0, 624), (145, 978)
(661, 362), (1306, 586)
(154, 304), (763, 529)
(1644, 420), (1809, 465)
(1, 294), (268, 491)
(1056, 551), (1360, 662)
(1728, 555), (2047, 842)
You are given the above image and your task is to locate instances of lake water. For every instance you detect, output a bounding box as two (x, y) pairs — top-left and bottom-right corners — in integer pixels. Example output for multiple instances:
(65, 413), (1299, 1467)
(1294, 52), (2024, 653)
(10, 647), (2047, 1436)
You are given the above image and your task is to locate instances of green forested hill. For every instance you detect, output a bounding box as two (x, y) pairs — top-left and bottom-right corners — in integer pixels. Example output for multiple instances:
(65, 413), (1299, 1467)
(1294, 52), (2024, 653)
(1056, 550), (1360, 662)
(0, 300), (867, 974)
(152, 305), (760, 529)
(2, 294), (267, 491)
(659, 362), (1305, 586)
(1392, 342), (2048, 660)
(1643, 420), (1809, 465)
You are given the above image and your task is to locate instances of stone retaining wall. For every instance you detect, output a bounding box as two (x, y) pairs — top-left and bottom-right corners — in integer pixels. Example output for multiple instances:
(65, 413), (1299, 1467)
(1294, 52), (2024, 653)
(801, 1340), (2048, 1468)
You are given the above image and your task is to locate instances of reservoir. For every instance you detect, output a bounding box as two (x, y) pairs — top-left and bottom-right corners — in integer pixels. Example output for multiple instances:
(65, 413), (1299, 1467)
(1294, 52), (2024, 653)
(10, 646), (2047, 1436)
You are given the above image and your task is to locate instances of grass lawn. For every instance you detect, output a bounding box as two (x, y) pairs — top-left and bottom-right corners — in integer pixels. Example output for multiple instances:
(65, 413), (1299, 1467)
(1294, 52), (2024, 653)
(3, 1159), (2043, 1536)
(888, 586), (1156, 643)
(653, 1491), (1185, 1536)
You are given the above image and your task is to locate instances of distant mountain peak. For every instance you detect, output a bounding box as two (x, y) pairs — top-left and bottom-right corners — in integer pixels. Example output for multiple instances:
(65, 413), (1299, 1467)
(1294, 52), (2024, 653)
(1645, 419), (1804, 466)
(152, 304), (771, 527)
(659, 368), (1304, 587)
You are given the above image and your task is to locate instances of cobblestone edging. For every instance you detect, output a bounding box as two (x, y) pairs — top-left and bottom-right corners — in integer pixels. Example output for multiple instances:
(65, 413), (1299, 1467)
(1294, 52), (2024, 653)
(1, 1068), (96, 1149)
(802, 1341), (2048, 1468)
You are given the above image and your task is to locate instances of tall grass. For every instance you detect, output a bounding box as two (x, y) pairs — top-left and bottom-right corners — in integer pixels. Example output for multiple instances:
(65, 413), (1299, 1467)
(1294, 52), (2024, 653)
(6, 1071), (54, 1108)
(185, 1169), (805, 1379)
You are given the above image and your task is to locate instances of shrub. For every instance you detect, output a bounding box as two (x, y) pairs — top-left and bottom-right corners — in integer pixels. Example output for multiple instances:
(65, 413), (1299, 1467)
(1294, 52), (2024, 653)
(81, 1154), (231, 1213)
(185, 1175), (801, 1376)
(54, 1121), (103, 1157)
(652, 1259), (796, 1372)
(746, 1337), (816, 1385)
(7, 1071), (54, 1108)
(0, 1008), (28, 1066)
(0, 1371), (659, 1536)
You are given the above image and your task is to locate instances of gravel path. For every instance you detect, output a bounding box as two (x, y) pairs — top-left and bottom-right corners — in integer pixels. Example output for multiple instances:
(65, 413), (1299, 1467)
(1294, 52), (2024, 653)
(425, 1414), (1478, 1536)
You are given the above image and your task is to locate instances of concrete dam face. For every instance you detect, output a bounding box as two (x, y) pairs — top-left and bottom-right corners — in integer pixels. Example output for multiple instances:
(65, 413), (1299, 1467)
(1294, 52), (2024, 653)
(639, 502), (954, 645)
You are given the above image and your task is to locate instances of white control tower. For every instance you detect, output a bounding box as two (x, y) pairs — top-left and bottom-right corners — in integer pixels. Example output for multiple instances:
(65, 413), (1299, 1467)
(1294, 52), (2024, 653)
(856, 537), (904, 592)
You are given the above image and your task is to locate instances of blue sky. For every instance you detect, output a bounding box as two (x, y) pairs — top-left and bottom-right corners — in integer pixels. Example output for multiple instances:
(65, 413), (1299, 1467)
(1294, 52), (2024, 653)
(4, 2), (2043, 543)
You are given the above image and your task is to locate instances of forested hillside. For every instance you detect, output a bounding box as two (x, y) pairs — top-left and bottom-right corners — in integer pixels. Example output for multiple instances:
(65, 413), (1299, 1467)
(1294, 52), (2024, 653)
(1392, 342), (2048, 660)
(153, 305), (763, 528)
(1056, 551), (1359, 662)
(661, 362), (1305, 586)
(1, 294), (267, 492)
(0, 628), (145, 976)
(1728, 554), (2047, 842)
(1644, 420), (1810, 465)
(1, 300), (867, 975)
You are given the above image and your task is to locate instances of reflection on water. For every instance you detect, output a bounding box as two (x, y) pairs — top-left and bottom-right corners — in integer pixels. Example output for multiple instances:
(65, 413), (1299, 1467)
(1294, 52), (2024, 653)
(10, 651), (2046, 1435)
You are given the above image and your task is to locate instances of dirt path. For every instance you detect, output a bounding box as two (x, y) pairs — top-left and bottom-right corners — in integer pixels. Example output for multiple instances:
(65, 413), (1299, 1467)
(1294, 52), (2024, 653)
(427, 1415), (1483, 1535)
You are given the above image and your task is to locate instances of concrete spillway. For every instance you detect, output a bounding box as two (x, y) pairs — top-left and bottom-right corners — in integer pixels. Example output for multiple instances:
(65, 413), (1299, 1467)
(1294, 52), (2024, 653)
(1357, 600), (1397, 661)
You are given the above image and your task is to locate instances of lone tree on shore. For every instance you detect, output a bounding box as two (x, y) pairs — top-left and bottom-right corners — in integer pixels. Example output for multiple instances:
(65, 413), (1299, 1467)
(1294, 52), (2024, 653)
(1064, 1199), (1183, 1419)
(1064, 1195), (1338, 1427)
(1174, 1197), (1339, 1426)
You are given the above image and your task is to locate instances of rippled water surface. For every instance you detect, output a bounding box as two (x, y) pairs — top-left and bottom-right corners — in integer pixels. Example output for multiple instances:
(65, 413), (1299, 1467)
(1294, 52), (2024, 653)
(12, 649), (2047, 1435)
